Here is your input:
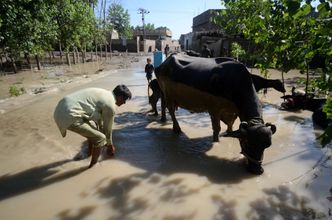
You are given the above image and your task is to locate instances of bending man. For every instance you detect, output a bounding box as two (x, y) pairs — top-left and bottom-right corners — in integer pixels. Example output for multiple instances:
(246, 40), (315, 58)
(54, 85), (132, 168)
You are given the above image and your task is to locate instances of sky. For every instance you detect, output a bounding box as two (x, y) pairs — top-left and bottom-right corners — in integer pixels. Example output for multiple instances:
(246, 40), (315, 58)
(97, 0), (223, 40)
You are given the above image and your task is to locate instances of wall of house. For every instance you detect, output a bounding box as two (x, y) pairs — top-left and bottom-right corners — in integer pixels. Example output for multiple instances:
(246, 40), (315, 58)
(112, 37), (140, 53)
(192, 9), (222, 32)
(140, 39), (156, 53)
(182, 33), (193, 50)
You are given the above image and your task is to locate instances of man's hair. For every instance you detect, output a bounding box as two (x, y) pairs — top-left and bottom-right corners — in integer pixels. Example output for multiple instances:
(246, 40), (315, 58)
(113, 84), (132, 100)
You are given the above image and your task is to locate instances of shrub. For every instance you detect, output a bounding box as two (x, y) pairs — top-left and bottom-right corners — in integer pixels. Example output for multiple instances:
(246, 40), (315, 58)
(9, 85), (26, 96)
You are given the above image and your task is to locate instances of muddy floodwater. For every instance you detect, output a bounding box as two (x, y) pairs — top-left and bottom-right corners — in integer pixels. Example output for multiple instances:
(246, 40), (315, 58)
(0, 61), (331, 220)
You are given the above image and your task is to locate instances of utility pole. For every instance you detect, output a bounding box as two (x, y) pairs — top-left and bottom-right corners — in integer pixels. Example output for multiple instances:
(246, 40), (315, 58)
(138, 8), (149, 40)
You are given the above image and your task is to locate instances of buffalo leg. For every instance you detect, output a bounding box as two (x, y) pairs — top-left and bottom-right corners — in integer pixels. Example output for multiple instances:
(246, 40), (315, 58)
(160, 93), (167, 122)
(149, 94), (159, 116)
(168, 104), (181, 133)
(210, 114), (221, 142)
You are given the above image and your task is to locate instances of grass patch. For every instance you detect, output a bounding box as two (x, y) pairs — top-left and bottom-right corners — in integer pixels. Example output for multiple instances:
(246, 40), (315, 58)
(9, 85), (26, 96)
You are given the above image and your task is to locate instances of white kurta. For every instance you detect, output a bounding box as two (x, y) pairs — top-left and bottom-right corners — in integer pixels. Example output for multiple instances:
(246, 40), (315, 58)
(53, 88), (116, 145)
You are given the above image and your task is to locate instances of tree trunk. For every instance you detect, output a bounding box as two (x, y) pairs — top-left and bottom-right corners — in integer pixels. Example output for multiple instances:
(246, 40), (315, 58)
(305, 63), (309, 95)
(99, 44), (102, 58)
(10, 57), (17, 73)
(95, 45), (98, 60)
(49, 51), (53, 64)
(281, 71), (285, 92)
(75, 48), (80, 63)
(72, 51), (76, 64)
(24, 53), (31, 65)
(59, 42), (63, 64)
(109, 36), (113, 60)
(25, 53), (32, 70)
(59, 42), (63, 59)
(66, 52), (71, 66)
(104, 44), (107, 60)
(35, 55), (41, 70)
(0, 55), (3, 71)
(81, 49), (85, 63)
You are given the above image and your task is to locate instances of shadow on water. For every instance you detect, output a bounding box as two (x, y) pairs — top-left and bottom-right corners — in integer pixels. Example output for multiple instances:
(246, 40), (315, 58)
(248, 185), (330, 219)
(0, 159), (85, 201)
(113, 111), (254, 184)
(94, 171), (239, 220)
(57, 206), (97, 220)
(51, 103), (331, 219)
(84, 111), (253, 219)
(89, 106), (332, 219)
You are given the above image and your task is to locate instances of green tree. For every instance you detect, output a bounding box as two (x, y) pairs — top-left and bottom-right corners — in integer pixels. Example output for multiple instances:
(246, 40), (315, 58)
(231, 42), (245, 61)
(52, 0), (96, 64)
(145, 23), (155, 31)
(0, 0), (57, 71)
(0, 0), (96, 69)
(107, 3), (132, 39)
(215, 0), (331, 145)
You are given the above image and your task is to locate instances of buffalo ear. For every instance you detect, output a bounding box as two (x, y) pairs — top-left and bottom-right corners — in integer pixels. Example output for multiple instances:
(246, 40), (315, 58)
(239, 121), (248, 130)
(281, 95), (292, 99)
(223, 129), (243, 138)
(265, 123), (277, 134)
(224, 121), (248, 138)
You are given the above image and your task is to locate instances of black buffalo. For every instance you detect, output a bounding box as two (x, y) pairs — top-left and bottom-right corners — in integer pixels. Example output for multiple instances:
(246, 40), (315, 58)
(155, 54), (277, 174)
(281, 88), (331, 128)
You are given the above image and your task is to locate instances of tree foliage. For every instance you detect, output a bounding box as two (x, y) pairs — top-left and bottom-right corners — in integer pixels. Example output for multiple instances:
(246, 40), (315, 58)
(0, 0), (57, 60)
(107, 3), (132, 39)
(214, 0), (331, 145)
(231, 42), (246, 61)
(0, 0), (97, 66)
(144, 23), (155, 31)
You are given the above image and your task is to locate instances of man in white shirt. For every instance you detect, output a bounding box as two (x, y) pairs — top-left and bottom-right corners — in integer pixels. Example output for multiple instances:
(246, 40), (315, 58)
(54, 85), (132, 168)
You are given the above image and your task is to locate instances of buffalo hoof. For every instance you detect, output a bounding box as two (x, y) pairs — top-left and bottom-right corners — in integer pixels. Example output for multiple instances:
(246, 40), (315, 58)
(173, 127), (182, 134)
(246, 161), (264, 175)
(212, 131), (220, 142)
(160, 117), (166, 122)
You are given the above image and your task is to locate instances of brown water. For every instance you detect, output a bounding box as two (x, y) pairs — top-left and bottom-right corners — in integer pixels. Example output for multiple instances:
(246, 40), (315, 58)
(0, 66), (331, 220)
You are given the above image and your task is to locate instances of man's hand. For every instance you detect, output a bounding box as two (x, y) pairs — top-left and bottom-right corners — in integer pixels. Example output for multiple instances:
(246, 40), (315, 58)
(106, 144), (115, 157)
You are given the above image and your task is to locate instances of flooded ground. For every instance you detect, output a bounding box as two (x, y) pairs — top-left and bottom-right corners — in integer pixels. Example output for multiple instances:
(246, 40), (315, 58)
(0, 58), (331, 220)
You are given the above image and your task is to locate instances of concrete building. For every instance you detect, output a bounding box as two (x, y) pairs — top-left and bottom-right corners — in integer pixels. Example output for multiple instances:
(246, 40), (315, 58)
(133, 27), (172, 41)
(180, 32), (193, 51)
(180, 9), (251, 60)
(112, 27), (179, 53)
(192, 9), (222, 33)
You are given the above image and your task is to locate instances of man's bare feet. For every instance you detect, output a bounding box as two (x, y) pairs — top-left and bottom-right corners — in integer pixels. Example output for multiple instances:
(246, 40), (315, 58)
(88, 147), (101, 168)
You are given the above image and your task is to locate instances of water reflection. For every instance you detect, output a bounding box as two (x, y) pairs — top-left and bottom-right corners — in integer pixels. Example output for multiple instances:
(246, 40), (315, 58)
(113, 111), (254, 184)
(249, 185), (328, 219)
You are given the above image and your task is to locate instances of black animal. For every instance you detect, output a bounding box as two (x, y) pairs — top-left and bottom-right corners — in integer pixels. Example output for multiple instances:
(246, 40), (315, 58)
(155, 54), (277, 174)
(251, 74), (286, 93)
(281, 88), (331, 128)
(184, 50), (200, 57)
(148, 70), (286, 117)
(148, 79), (162, 116)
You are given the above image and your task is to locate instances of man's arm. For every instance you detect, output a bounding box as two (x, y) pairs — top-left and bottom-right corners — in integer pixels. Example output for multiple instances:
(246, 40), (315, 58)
(102, 105), (115, 145)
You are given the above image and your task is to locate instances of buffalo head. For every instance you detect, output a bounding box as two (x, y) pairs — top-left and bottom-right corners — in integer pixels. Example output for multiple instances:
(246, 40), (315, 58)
(225, 120), (276, 174)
